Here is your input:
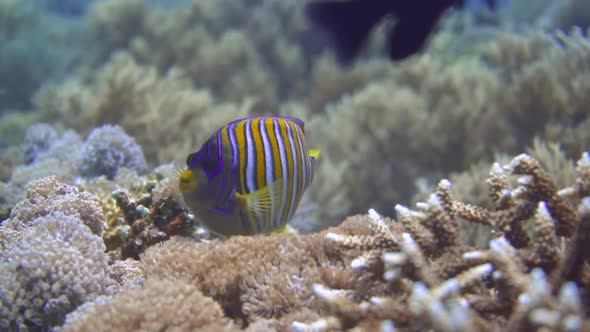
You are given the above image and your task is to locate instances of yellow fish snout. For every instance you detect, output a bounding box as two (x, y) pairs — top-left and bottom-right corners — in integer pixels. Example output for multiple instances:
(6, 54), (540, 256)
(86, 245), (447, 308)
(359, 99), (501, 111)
(178, 169), (198, 193)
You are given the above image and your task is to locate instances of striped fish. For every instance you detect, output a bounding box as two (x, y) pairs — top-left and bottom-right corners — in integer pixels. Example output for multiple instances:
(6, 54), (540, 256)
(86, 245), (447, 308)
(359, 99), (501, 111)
(178, 116), (320, 236)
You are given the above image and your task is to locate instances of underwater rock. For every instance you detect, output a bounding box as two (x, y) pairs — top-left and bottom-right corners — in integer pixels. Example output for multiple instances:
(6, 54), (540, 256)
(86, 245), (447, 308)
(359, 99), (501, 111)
(104, 174), (195, 260)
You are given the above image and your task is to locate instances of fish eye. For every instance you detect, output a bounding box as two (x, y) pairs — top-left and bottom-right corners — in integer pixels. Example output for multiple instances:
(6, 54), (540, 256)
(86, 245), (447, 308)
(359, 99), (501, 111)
(186, 152), (200, 167)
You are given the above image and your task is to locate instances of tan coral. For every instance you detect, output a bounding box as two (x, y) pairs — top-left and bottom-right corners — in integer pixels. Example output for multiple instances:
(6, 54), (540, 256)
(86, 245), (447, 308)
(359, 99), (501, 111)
(303, 152), (589, 331)
(60, 277), (233, 332)
(34, 52), (252, 164)
(1, 175), (104, 243)
(508, 153), (577, 236)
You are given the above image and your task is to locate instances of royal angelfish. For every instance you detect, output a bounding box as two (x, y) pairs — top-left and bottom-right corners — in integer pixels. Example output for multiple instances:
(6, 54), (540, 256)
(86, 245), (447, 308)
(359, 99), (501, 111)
(178, 116), (320, 237)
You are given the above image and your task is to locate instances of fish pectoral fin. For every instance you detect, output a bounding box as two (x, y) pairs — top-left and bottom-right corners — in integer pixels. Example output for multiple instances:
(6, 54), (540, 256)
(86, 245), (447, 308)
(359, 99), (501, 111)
(235, 179), (282, 216)
(309, 149), (320, 160)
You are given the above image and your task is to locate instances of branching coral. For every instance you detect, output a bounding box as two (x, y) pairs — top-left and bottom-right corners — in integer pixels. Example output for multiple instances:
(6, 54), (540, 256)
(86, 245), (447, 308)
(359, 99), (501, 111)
(293, 152), (589, 331)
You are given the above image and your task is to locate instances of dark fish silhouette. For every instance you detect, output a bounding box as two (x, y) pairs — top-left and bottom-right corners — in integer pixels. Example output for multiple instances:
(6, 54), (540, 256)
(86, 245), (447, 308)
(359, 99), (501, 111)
(305, 0), (495, 64)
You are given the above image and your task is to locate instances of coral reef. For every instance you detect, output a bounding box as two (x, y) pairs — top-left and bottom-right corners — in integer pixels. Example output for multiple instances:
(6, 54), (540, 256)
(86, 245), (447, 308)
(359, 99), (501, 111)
(296, 153), (590, 331)
(30, 0), (590, 227)
(8, 123), (82, 191)
(54, 152), (590, 331)
(1, 1), (590, 330)
(304, 27), (590, 224)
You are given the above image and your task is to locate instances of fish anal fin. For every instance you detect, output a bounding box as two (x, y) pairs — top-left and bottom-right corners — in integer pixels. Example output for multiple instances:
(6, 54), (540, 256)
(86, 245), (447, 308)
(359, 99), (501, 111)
(266, 224), (287, 235)
(236, 179), (282, 216)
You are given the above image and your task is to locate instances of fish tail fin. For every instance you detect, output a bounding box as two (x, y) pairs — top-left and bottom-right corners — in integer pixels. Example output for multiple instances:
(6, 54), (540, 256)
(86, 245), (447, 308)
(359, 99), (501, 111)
(305, 0), (390, 64)
(309, 149), (320, 160)
(309, 149), (320, 184)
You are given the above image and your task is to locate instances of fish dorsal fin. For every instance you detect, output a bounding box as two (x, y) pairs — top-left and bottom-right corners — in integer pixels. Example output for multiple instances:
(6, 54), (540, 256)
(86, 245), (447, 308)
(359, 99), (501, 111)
(277, 115), (305, 132)
(235, 179), (282, 216)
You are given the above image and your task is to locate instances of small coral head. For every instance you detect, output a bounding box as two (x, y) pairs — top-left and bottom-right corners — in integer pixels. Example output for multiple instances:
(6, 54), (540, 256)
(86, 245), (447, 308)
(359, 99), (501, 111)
(178, 169), (198, 193)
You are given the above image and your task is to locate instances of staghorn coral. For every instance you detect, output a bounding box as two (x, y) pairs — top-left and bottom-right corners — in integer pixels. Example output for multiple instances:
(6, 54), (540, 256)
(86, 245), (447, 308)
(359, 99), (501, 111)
(0, 212), (115, 330)
(292, 152), (589, 331)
